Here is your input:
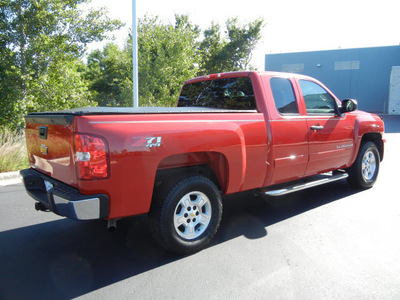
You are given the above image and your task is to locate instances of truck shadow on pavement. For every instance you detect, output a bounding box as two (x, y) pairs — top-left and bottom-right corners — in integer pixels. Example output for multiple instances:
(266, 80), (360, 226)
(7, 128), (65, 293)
(0, 180), (359, 299)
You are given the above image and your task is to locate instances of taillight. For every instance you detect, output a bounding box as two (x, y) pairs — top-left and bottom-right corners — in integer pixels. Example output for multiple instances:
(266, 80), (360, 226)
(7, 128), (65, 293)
(74, 133), (109, 180)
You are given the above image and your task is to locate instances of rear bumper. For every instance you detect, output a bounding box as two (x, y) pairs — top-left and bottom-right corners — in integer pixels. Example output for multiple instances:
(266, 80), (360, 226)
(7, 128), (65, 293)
(20, 169), (109, 220)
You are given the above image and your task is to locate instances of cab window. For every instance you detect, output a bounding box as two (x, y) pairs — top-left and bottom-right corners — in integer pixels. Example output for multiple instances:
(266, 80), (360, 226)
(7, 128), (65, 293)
(299, 80), (337, 114)
(270, 77), (299, 115)
(178, 77), (256, 110)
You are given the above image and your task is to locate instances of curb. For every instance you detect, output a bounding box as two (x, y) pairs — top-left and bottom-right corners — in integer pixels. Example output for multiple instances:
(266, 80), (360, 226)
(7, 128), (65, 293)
(0, 171), (22, 182)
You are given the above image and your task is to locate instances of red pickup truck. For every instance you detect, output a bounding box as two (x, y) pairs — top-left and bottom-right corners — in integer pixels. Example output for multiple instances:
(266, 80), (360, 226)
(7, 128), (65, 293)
(21, 71), (384, 254)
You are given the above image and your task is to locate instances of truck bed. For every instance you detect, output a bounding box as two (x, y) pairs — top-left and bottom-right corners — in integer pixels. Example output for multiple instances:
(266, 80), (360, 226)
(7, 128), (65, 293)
(27, 106), (257, 116)
(25, 107), (257, 125)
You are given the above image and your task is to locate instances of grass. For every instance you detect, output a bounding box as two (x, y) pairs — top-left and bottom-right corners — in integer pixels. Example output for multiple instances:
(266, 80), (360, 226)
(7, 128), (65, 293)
(0, 128), (29, 172)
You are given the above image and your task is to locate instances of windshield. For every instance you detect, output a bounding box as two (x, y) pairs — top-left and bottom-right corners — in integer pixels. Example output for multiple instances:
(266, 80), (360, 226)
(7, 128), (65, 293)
(178, 77), (256, 110)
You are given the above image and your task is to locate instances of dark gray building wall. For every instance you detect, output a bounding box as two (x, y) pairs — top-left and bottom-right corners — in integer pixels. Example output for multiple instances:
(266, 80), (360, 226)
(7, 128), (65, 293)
(265, 46), (400, 113)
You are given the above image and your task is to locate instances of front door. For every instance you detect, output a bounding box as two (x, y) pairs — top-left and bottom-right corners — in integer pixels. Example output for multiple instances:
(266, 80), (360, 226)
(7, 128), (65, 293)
(298, 79), (355, 175)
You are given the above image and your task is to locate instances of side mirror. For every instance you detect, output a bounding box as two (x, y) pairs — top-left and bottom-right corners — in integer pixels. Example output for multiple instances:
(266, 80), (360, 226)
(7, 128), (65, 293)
(341, 99), (358, 113)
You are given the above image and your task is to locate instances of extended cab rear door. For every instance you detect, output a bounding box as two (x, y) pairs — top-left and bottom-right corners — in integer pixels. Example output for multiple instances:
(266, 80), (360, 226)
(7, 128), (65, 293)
(266, 76), (309, 185)
(296, 78), (355, 176)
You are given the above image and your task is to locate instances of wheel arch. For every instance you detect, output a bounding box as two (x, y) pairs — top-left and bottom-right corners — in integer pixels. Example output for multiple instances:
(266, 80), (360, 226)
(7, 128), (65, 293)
(155, 152), (229, 194)
(361, 132), (384, 161)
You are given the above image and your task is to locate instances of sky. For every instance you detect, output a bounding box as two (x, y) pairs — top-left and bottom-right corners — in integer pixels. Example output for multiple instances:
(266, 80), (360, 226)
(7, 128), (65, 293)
(87, 0), (400, 70)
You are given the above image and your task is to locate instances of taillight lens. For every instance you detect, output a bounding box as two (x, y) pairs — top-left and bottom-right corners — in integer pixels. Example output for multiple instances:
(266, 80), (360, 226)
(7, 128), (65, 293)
(74, 133), (109, 180)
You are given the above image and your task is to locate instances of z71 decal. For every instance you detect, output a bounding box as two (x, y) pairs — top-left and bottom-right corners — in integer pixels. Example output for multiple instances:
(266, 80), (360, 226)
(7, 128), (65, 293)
(130, 137), (162, 148)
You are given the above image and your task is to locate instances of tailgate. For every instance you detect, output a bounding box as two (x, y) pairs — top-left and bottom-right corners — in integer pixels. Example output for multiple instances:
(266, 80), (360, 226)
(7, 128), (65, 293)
(25, 114), (78, 187)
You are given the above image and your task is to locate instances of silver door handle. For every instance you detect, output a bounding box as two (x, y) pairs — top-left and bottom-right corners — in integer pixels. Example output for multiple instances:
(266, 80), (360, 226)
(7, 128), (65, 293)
(310, 125), (324, 130)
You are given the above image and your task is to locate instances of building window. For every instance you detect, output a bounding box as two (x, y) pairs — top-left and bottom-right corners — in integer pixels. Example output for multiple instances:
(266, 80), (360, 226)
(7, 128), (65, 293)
(282, 63), (304, 73)
(334, 61), (360, 70)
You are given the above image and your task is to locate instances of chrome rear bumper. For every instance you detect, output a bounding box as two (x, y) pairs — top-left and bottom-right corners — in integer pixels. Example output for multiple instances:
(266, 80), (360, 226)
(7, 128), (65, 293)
(20, 169), (109, 220)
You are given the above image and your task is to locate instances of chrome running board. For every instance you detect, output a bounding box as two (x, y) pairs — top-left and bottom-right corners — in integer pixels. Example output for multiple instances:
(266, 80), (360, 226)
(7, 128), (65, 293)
(261, 172), (349, 197)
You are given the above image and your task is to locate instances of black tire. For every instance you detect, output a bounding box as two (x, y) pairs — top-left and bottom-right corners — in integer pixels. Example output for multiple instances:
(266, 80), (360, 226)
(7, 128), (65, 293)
(148, 175), (222, 254)
(347, 141), (380, 189)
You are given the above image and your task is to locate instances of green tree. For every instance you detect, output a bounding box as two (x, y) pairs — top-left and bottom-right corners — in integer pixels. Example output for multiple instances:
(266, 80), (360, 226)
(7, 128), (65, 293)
(27, 55), (94, 111)
(85, 43), (132, 107)
(135, 15), (201, 106)
(84, 15), (265, 108)
(200, 18), (264, 73)
(0, 0), (122, 128)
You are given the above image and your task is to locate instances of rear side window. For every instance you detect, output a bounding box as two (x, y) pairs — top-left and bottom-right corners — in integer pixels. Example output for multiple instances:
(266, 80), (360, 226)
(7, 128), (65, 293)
(178, 77), (256, 110)
(299, 80), (337, 114)
(270, 77), (299, 115)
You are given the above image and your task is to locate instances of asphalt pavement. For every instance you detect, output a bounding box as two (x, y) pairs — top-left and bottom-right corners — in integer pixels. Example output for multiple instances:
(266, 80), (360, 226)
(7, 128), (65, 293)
(1, 115), (400, 299)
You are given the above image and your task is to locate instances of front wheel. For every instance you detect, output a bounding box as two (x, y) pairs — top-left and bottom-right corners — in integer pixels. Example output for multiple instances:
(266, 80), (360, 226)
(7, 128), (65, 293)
(148, 176), (222, 254)
(347, 141), (380, 189)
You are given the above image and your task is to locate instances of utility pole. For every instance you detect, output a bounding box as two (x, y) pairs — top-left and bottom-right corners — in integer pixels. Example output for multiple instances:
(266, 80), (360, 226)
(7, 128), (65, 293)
(132, 0), (139, 107)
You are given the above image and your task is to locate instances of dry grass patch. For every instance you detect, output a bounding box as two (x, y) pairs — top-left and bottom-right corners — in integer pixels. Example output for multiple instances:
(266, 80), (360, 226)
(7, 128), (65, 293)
(0, 128), (29, 172)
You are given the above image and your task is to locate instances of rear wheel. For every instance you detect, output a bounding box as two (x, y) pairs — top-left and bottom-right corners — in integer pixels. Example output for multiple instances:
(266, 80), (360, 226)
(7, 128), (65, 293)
(149, 175), (222, 254)
(347, 141), (380, 189)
